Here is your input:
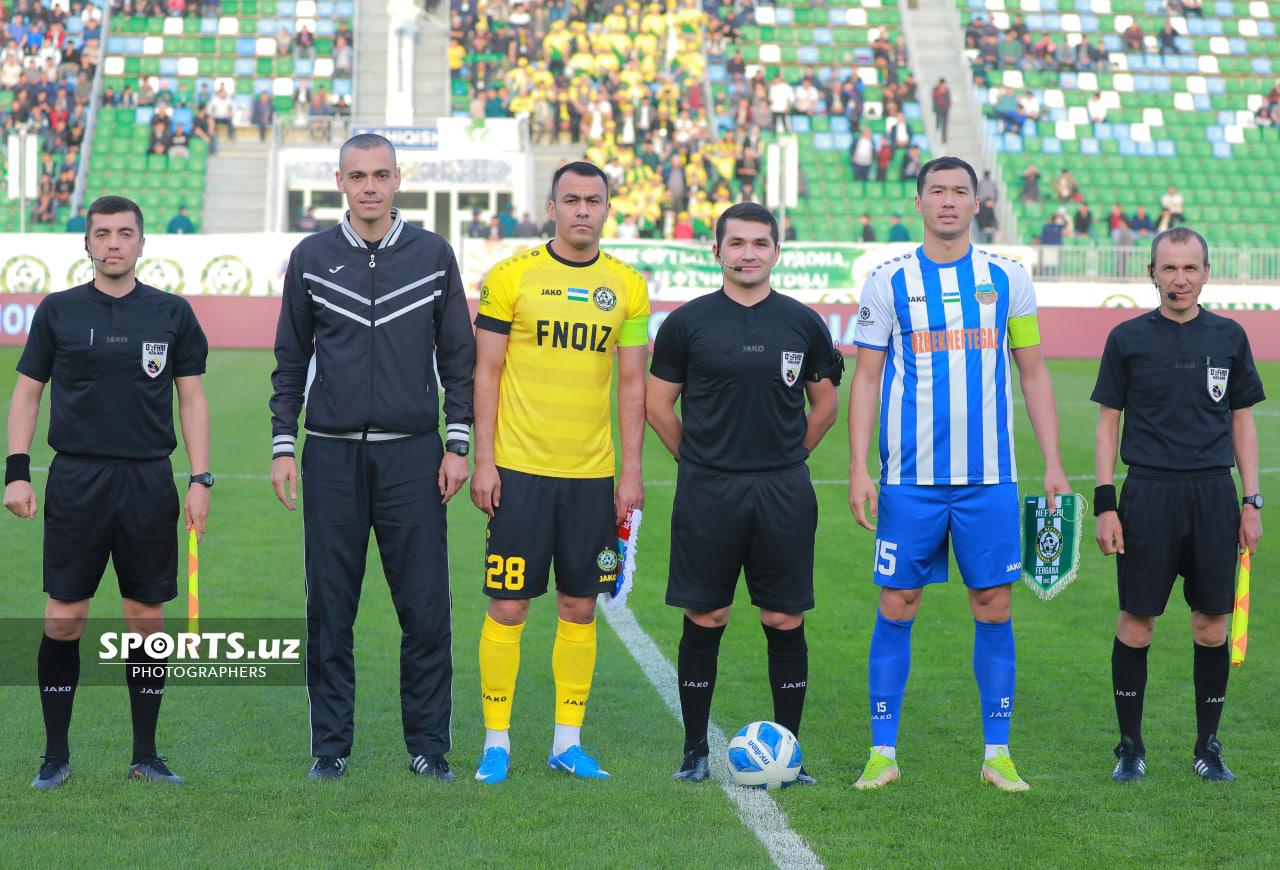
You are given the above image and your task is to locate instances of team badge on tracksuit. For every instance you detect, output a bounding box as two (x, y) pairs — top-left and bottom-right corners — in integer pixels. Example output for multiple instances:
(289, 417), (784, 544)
(142, 342), (168, 378)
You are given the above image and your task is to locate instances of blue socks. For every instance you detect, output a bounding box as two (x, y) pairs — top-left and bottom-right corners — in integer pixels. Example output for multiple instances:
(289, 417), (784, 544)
(973, 619), (1016, 745)
(868, 611), (914, 747)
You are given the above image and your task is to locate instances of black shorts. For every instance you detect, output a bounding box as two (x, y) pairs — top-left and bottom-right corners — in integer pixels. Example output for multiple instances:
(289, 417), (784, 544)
(666, 461), (817, 613)
(484, 468), (617, 600)
(1116, 467), (1239, 617)
(43, 453), (180, 603)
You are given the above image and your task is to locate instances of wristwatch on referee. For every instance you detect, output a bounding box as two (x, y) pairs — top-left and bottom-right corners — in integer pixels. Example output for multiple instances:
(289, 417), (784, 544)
(189, 472), (215, 488)
(445, 440), (469, 457)
(1243, 494), (1264, 510)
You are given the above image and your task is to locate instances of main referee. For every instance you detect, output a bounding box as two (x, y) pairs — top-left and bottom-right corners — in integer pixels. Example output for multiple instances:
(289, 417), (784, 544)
(1093, 226), (1265, 782)
(647, 202), (843, 782)
(4, 195), (211, 789)
(270, 134), (475, 781)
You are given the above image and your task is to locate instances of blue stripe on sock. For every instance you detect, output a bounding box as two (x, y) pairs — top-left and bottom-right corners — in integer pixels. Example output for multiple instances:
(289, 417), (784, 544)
(869, 610), (914, 747)
(973, 618), (1016, 745)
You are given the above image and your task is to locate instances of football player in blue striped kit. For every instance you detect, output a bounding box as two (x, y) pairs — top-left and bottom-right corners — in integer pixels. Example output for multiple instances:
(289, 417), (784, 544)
(847, 156), (1070, 791)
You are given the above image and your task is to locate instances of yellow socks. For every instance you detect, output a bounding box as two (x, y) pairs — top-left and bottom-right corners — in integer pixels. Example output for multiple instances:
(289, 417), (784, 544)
(479, 614), (524, 732)
(552, 618), (597, 728)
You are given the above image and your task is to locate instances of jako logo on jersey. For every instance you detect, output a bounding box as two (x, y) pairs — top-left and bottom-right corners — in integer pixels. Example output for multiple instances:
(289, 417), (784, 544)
(682, 680), (710, 688)
(742, 344), (764, 352)
(1006, 562), (1022, 573)
(778, 681), (806, 689)
(535, 320), (613, 353)
(1116, 690), (1137, 697)
(540, 288), (563, 296)
(908, 294), (927, 303)
(910, 327), (1001, 353)
(482, 692), (509, 702)
(562, 698), (586, 706)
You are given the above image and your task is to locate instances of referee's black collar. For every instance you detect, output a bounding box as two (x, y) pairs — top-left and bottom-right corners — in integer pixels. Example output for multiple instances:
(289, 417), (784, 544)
(87, 280), (143, 304)
(1147, 304), (1206, 326)
(339, 208), (405, 250)
(718, 286), (776, 310)
(545, 240), (599, 268)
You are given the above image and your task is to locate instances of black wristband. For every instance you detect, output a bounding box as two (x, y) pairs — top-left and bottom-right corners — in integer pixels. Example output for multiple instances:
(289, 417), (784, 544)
(1094, 484), (1117, 515)
(5, 453), (31, 485)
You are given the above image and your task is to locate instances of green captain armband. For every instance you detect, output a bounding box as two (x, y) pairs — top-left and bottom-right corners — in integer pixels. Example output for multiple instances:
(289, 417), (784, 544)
(619, 315), (650, 347)
(1008, 314), (1041, 349)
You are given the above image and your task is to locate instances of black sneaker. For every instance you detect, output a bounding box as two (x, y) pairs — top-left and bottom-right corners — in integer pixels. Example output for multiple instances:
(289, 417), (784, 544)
(794, 767), (817, 786)
(308, 755), (348, 780)
(410, 753), (455, 781)
(31, 756), (71, 791)
(128, 756), (185, 784)
(1193, 735), (1235, 782)
(1111, 736), (1146, 782)
(673, 750), (710, 782)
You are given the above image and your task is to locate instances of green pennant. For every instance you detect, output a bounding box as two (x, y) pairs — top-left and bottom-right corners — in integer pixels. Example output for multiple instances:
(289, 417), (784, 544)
(1021, 493), (1088, 601)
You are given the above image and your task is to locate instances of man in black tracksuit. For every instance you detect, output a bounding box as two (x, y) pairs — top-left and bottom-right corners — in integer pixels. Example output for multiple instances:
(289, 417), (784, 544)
(269, 134), (475, 780)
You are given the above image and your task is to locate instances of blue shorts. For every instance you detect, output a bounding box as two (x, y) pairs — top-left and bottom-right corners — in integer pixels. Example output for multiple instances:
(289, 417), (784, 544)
(872, 484), (1022, 590)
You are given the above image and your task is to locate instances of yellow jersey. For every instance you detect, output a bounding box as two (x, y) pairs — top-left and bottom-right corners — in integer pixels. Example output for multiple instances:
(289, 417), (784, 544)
(476, 242), (650, 478)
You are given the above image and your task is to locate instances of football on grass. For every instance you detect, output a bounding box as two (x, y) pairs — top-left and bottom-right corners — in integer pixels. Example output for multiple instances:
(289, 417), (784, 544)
(727, 721), (802, 790)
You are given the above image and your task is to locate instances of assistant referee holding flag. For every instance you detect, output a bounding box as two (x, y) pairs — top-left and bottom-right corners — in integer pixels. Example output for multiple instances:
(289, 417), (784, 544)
(648, 202), (843, 782)
(5, 195), (211, 790)
(1093, 226), (1264, 782)
(270, 134), (475, 781)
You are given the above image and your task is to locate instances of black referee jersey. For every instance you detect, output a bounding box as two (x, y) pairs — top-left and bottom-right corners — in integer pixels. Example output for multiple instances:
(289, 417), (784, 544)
(650, 289), (844, 472)
(1091, 306), (1265, 470)
(17, 282), (209, 458)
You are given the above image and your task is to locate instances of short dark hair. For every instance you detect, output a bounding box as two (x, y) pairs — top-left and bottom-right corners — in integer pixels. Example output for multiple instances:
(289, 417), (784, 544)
(338, 132), (396, 169)
(715, 201), (778, 248)
(550, 161), (610, 200)
(916, 156), (979, 197)
(86, 195), (143, 234)
(1150, 226), (1209, 269)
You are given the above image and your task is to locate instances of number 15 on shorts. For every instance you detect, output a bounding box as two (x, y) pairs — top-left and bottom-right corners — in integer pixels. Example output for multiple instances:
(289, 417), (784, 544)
(486, 554), (526, 591)
(875, 540), (897, 578)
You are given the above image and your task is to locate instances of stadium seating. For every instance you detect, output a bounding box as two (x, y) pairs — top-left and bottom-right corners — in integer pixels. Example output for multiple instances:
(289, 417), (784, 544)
(960, 0), (1280, 247)
(84, 0), (354, 230)
(0, 0), (104, 231)
(712, 0), (934, 241)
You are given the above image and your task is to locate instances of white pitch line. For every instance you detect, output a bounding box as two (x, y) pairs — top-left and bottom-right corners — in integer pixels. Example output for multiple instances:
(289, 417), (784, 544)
(601, 605), (824, 870)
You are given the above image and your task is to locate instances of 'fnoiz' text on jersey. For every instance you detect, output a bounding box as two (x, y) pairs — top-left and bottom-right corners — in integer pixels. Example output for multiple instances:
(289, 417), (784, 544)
(535, 320), (613, 353)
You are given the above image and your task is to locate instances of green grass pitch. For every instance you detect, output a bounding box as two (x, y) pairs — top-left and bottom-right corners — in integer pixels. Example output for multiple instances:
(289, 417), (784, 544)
(0, 348), (1276, 867)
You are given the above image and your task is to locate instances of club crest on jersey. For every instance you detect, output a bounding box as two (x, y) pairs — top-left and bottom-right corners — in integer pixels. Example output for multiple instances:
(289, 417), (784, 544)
(975, 282), (998, 305)
(142, 342), (168, 378)
(781, 351), (804, 386)
(592, 286), (617, 311)
(1207, 367), (1229, 402)
(596, 548), (619, 573)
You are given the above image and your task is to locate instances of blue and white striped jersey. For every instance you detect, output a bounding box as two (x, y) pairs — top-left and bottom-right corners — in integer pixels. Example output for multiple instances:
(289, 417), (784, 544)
(852, 245), (1039, 486)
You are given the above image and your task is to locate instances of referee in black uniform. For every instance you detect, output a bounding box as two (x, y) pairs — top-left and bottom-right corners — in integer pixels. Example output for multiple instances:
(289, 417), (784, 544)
(4, 195), (211, 790)
(269, 134), (475, 781)
(1092, 226), (1264, 783)
(647, 202), (843, 782)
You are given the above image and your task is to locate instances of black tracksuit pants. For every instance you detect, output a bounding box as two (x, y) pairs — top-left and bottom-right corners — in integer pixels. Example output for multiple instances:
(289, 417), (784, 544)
(302, 434), (452, 758)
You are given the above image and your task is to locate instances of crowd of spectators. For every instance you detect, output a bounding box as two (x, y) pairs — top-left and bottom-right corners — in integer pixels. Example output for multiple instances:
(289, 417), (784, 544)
(104, 1), (352, 140)
(965, 6), (1190, 87)
(450, 0), (928, 239)
(2, 0), (103, 225)
(1022, 165), (1187, 245)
